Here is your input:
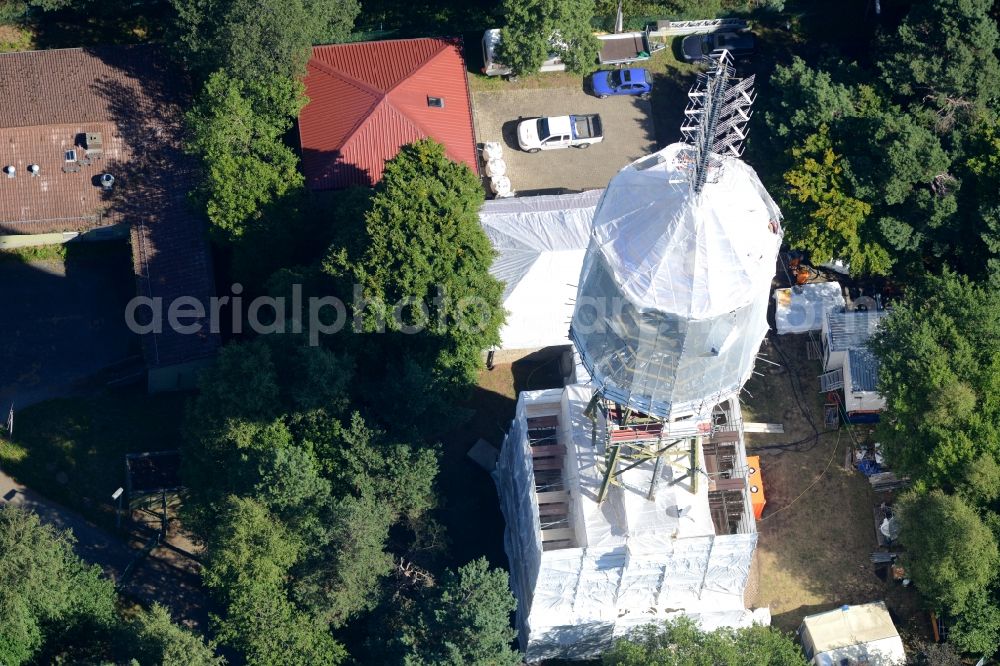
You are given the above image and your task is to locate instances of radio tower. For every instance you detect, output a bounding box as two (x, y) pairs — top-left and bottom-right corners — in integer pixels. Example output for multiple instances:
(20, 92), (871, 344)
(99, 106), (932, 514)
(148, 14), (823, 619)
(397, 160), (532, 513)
(569, 50), (780, 503)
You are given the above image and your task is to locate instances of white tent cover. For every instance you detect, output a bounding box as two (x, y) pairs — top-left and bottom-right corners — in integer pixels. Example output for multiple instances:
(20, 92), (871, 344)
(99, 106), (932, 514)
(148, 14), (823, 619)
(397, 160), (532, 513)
(801, 602), (905, 666)
(493, 384), (762, 662)
(774, 282), (846, 334)
(481, 190), (602, 351)
(570, 143), (782, 420)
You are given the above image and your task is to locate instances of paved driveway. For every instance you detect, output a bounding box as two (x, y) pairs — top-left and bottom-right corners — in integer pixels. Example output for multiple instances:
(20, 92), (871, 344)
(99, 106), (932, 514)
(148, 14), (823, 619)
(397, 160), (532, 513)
(472, 86), (657, 194)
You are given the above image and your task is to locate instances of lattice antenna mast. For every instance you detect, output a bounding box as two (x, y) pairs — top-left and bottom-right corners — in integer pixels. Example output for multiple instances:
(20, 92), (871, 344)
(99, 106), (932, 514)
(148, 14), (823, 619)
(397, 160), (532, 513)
(679, 49), (756, 193)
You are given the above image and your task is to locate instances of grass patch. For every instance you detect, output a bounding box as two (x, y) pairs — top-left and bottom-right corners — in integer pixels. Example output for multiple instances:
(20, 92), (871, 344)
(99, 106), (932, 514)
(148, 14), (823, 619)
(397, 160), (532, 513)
(0, 391), (188, 530)
(0, 22), (33, 51)
(0, 240), (131, 265)
(0, 244), (68, 263)
(468, 69), (583, 92)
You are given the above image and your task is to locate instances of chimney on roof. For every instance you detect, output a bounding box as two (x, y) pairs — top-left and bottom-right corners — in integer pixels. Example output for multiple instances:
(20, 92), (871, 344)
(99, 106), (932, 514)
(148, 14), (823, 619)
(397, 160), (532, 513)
(85, 132), (104, 159)
(4, 165), (14, 179)
(28, 164), (39, 176)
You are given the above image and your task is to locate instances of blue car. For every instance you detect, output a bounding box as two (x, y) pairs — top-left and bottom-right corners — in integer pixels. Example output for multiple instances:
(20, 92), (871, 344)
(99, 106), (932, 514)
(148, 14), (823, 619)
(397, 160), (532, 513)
(591, 68), (652, 98)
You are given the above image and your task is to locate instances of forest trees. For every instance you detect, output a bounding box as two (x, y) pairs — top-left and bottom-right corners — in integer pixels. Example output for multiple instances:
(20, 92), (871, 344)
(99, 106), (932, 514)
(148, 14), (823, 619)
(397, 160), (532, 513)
(498, 0), (601, 75)
(878, 0), (1000, 122)
(871, 272), (1000, 653)
(763, 0), (1000, 281)
(174, 0), (359, 240)
(0, 505), (221, 666)
(171, 0), (359, 81)
(868, 271), (1000, 488)
(387, 558), (521, 666)
(177, 137), (511, 663)
(897, 491), (1000, 653)
(320, 139), (505, 433)
(186, 72), (305, 240)
(181, 338), (439, 664)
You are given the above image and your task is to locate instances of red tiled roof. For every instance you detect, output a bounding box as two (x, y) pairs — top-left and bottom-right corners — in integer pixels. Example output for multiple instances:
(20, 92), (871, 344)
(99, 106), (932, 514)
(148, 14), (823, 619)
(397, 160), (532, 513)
(0, 47), (219, 368)
(299, 37), (479, 189)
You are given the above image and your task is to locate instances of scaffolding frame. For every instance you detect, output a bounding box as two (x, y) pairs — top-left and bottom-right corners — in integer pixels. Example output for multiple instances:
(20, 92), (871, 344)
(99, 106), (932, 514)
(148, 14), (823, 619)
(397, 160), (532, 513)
(586, 390), (702, 504)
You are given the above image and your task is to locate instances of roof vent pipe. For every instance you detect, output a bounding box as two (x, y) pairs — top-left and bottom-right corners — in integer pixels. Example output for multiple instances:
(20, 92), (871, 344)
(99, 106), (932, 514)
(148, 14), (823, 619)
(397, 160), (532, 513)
(100, 173), (115, 190)
(28, 164), (39, 176)
(4, 165), (14, 178)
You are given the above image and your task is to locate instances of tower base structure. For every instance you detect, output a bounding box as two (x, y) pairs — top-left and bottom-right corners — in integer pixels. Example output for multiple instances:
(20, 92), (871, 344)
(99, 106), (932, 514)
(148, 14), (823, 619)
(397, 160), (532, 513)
(493, 384), (768, 662)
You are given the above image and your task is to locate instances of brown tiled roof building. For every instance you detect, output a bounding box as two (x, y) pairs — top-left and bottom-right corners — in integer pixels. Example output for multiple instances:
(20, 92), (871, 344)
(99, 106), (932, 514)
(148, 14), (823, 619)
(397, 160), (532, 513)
(0, 46), (219, 380)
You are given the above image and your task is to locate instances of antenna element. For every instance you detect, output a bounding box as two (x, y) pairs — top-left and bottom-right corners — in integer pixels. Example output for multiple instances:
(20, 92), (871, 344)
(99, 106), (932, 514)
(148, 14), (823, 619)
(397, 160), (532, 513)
(679, 49), (755, 192)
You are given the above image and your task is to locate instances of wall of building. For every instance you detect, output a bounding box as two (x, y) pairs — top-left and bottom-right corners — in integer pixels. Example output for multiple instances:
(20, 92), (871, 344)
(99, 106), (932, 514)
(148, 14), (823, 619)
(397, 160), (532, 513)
(0, 224), (128, 249)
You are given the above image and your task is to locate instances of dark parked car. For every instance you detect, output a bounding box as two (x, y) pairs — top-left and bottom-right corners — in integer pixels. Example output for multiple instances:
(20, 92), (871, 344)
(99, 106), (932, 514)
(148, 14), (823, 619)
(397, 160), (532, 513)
(591, 68), (652, 98)
(681, 31), (755, 62)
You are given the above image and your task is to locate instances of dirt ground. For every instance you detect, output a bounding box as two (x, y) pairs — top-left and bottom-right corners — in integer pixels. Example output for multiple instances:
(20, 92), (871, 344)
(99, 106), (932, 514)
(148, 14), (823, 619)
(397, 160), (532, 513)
(436, 352), (566, 570)
(742, 333), (924, 636)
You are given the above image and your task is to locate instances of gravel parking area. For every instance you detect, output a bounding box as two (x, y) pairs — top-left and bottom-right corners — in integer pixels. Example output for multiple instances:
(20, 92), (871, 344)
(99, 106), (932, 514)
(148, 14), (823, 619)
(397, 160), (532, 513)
(471, 85), (657, 194)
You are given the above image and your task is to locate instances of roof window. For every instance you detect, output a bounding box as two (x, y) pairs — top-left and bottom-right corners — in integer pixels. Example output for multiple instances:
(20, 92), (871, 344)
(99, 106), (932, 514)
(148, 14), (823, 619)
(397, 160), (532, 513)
(427, 96), (444, 108)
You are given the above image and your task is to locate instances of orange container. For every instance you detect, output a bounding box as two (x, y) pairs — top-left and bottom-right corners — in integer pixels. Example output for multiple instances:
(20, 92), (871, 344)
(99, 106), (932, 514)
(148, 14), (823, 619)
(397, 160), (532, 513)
(747, 455), (766, 520)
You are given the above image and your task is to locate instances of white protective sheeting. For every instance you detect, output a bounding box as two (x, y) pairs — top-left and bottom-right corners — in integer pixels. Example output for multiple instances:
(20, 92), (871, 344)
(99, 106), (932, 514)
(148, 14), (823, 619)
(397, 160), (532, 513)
(494, 384), (762, 662)
(571, 144), (782, 421)
(481, 190), (602, 351)
(774, 282), (846, 334)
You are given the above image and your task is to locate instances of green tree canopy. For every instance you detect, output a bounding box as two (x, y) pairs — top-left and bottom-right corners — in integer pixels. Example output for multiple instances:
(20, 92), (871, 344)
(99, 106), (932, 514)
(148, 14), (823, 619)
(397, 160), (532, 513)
(391, 558), (520, 666)
(878, 0), (1000, 123)
(602, 616), (807, 665)
(765, 55), (976, 277)
(186, 70), (305, 241)
(0, 505), (117, 665)
(183, 327), (441, 664)
(0, 505), (220, 665)
(321, 139), (504, 431)
(898, 490), (999, 615)
(216, 589), (347, 666)
(869, 271), (1000, 487)
(782, 125), (888, 275)
(498, 0), (601, 75)
(171, 0), (359, 81)
(122, 604), (226, 666)
(200, 495), (353, 664)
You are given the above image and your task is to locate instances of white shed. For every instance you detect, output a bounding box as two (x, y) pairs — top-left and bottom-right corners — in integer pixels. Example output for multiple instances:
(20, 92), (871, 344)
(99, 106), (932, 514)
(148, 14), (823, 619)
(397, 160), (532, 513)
(480, 190), (601, 356)
(799, 602), (905, 666)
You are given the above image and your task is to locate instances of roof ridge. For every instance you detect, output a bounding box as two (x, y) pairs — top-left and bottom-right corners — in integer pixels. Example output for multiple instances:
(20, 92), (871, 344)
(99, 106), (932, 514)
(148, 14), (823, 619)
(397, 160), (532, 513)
(341, 99), (425, 154)
(330, 40), (450, 162)
(307, 56), (386, 98)
(305, 58), (386, 156)
(382, 44), (460, 152)
(383, 39), (449, 96)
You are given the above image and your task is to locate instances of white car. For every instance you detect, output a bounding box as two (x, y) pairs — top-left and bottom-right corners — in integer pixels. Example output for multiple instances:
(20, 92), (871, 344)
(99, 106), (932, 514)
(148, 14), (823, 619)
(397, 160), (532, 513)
(517, 114), (604, 153)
